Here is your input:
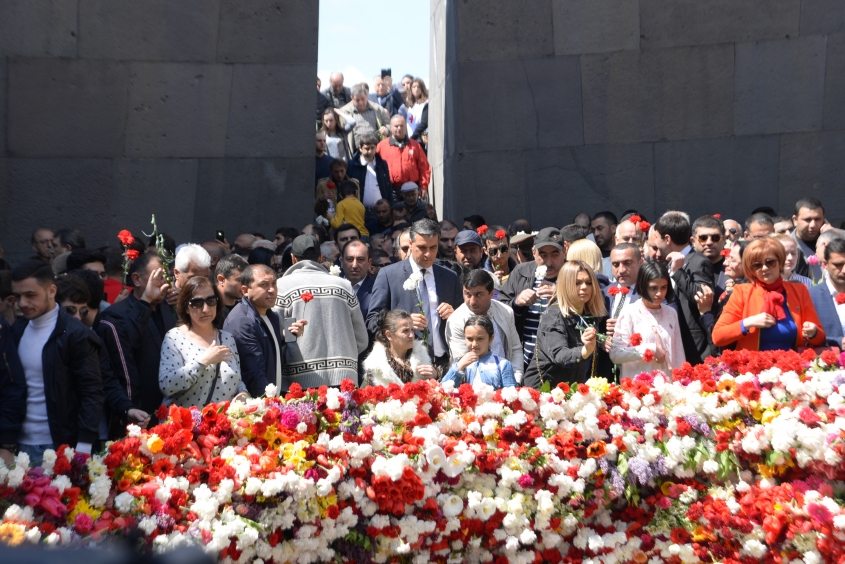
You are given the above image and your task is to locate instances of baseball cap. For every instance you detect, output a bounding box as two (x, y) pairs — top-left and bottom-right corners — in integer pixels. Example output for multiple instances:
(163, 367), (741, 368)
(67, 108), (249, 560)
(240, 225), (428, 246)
(400, 182), (419, 193)
(291, 234), (320, 258)
(533, 227), (563, 250)
(455, 230), (483, 247)
(509, 231), (537, 246)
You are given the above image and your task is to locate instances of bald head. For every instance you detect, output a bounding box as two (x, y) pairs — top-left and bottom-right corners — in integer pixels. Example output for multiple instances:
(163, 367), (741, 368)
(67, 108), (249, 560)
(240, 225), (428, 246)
(390, 114), (407, 141)
(330, 72), (344, 93)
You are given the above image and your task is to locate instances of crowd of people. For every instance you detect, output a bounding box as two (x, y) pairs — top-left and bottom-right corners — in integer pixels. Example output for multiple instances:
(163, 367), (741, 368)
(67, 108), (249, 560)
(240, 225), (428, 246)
(0, 67), (844, 471)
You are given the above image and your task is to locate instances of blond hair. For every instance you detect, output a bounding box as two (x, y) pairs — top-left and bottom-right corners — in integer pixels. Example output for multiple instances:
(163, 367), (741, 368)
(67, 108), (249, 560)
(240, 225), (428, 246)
(566, 239), (603, 274)
(552, 261), (607, 317)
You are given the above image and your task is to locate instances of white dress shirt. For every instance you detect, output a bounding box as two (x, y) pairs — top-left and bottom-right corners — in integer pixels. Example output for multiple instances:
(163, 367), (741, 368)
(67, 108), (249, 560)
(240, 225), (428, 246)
(360, 155), (380, 207)
(409, 258), (446, 357)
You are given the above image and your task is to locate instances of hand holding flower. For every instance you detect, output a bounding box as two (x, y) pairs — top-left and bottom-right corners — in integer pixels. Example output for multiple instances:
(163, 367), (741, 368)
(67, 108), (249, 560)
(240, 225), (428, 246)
(410, 313), (428, 331)
(288, 319), (308, 338)
(581, 327), (597, 358)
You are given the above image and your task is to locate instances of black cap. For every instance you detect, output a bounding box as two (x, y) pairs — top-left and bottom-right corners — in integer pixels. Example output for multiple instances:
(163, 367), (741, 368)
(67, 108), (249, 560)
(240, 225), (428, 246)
(533, 227), (563, 250)
(291, 234), (320, 258)
(455, 230), (483, 247)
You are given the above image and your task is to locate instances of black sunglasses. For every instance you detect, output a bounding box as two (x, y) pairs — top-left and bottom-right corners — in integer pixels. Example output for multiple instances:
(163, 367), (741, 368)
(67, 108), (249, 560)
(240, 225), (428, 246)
(188, 296), (219, 309)
(696, 233), (722, 243)
(64, 305), (89, 318)
(487, 244), (509, 256)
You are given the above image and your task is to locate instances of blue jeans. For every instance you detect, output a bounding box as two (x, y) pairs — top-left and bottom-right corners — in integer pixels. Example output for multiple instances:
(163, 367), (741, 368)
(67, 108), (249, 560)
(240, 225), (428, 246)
(19, 443), (55, 467)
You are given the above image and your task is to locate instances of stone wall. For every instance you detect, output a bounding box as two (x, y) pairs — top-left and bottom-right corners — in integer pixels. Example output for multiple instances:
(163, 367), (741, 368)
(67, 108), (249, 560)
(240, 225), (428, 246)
(429, 0), (845, 230)
(0, 0), (317, 264)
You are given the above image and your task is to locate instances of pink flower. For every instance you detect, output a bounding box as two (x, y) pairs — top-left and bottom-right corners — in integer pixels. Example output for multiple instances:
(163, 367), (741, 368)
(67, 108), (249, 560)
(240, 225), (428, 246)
(807, 503), (832, 526)
(807, 254), (819, 265)
(74, 512), (94, 534)
(518, 474), (534, 488)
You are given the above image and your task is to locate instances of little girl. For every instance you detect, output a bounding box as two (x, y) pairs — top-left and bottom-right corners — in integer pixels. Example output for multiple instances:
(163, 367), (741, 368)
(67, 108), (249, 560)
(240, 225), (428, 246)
(443, 316), (516, 389)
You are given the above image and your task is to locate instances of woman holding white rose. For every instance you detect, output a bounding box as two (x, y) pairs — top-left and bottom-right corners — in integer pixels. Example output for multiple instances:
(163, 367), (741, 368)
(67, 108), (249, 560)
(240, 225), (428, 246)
(363, 309), (437, 386)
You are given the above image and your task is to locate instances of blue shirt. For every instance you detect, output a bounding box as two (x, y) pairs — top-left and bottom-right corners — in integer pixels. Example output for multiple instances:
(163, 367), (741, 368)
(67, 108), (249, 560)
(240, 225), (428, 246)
(443, 352), (516, 390)
(759, 294), (798, 351)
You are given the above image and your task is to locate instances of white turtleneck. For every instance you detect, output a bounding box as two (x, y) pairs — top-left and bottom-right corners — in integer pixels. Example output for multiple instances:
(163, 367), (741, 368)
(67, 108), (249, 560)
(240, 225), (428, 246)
(18, 304), (59, 446)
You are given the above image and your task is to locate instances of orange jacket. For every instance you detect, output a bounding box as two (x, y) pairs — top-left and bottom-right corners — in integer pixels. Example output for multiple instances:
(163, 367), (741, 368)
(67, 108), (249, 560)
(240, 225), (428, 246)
(712, 281), (826, 351)
(376, 137), (431, 190)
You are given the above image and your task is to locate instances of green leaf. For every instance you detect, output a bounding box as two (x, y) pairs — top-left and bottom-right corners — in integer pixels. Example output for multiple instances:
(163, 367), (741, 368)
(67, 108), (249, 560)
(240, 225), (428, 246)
(540, 380), (551, 393)
(617, 453), (628, 476)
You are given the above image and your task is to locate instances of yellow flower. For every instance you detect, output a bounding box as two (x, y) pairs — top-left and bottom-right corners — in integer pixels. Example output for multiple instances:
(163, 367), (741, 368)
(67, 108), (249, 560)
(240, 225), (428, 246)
(147, 435), (164, 454)
(0, 523), (25, 546)
(586, 377), (610, 396)
(67, 499), (103, 524)
(761, 410), (778, 424)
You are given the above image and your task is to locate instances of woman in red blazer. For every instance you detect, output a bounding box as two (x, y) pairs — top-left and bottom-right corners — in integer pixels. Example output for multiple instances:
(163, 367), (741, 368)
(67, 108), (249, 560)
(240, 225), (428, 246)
(713, 237), (825, 351)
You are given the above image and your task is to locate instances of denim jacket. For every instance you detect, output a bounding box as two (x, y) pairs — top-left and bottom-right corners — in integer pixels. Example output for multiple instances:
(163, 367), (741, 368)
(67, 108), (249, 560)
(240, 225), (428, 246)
(442, 352), (516, 390)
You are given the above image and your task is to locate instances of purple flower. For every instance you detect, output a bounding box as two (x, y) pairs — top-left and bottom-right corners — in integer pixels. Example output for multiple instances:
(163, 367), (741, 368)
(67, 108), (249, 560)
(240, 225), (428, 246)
(626, 457), (652, 486)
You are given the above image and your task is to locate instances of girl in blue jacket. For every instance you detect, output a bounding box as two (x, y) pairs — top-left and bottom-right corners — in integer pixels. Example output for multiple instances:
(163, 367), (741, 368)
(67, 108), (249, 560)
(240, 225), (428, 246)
(443, 315), (516, 389)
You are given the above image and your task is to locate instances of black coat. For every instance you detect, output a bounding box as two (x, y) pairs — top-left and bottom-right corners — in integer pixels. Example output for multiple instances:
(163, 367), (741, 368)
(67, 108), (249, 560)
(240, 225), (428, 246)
(535, 305), (613, 387)
(223, 298), (284, 397)
(346, 152), (394, 204)
(11, 308), (104, 446)
(0, 317), (26, 444)
(97, 293), (175, 418)
(669, 251), (715, 364)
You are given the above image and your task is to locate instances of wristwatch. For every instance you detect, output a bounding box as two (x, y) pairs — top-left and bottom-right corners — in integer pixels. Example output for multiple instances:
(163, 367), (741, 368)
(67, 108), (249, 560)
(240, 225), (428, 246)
(0, 443), (19, 454)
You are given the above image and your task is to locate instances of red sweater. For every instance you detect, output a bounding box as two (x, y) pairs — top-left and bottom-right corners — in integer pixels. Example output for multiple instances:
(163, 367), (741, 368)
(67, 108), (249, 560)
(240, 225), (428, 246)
(376, 137), (431, 191)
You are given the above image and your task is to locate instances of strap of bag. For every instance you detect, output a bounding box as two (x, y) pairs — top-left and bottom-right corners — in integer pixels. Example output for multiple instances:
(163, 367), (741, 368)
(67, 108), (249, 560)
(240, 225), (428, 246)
(204, 331), (222, 406)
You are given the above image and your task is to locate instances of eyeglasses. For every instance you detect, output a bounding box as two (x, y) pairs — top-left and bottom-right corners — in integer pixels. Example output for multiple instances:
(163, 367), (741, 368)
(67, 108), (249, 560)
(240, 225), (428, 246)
(64, 305), (89, 318)
(188, 296), (219, 309)
(487, 244), (509, 257)
(750, 258), (779, 271)
(696, 233), (722, 243)
(373, 262), (392, 268)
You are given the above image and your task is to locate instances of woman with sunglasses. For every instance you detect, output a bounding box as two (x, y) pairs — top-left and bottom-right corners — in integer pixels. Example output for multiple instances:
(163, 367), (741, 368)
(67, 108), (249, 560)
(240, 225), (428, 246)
(159, 276), (245, 408)
(534, 261), (613, 386)
(713, 238), (825, 351)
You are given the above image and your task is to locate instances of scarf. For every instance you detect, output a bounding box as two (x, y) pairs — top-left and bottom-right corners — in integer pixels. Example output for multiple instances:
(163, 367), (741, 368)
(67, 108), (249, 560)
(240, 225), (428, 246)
(758, 278), (787, 320)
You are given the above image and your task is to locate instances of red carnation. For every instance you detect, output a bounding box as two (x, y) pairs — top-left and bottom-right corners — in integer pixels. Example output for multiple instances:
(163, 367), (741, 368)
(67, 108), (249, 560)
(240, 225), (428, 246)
(630, 333), (643, 347)
(638, 220), (651, 232)
(642, 349), (655, 362)
(836, 293), (845, 305)
(620, 286), (630, 295)
(607, 286), (620, 297)
(713, 213), (722, 219)
(495, 229), (507, 239)
(720, 248), (731, 257)
(476, 225), (489, 235)
(126, 249), (140, 261)
(301, 291), (314, 303)
(628, 215), (641, 224)
(326, 181), (335, 189)
(117, 230), (134, 246)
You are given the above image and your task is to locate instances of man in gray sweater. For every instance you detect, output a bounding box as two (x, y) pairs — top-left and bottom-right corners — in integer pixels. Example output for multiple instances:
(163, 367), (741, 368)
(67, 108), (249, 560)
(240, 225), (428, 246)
(273, 235), (369, 389)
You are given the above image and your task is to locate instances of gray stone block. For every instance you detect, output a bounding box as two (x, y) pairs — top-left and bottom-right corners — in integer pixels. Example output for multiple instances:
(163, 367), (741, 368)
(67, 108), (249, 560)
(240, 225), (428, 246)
(0, 60), (7, 157)
(800, 0), (845, 35)
(456, 0), (553, 62)
(823, 34), (845, 131)
(453, 151), (530, 226)
(779, 131), (845, 218)
(524, 143), (656, 227)
(193, 157), (313, 241)
(0, 0), (77, 57)
(581, 44), (734, 144)
(456, 57), (583, 152)
(1, 159), (114, 261)
(639, 0), (799, 50)
(654, 136), (781, 219)
(552, 0), (639, 55)
(125, 63), (232, 158)
(78, 0), (221, 62)
(110, 159), (199, 244)
(216, 0), (317, 64)
(225, 64), (313, 158)
(7, 58), (129, 157)
(734, 37), (826, 136)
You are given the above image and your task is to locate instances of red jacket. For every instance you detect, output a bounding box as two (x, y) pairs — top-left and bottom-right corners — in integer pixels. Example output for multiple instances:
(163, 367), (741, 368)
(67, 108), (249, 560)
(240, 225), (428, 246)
(376, 137), (431, 191)
(712, 281), (825, 351)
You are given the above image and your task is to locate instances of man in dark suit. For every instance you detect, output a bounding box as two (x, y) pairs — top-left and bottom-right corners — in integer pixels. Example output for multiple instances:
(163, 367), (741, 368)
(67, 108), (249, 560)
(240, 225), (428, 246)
(341, 240), (377, 377)
(605, 243), (643, 318)
(367, 219), (463, 369)
(98, 252), (175, 430)
(809, 237), (845, 350)
(648, 212), (715, 364)
(369, 75), (404, 117)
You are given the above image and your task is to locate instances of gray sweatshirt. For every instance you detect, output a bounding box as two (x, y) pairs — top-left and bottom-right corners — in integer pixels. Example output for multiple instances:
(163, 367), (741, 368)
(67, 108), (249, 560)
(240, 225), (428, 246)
(273, 261), (369, 389)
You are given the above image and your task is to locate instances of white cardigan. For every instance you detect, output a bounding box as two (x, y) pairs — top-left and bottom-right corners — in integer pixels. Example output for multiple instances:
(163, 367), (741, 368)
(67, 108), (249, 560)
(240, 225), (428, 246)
(363, 341), (432, 386)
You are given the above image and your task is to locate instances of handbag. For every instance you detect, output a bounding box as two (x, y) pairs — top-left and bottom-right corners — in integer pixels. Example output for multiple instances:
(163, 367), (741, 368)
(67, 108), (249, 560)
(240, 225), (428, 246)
(203, 331), (223, 406)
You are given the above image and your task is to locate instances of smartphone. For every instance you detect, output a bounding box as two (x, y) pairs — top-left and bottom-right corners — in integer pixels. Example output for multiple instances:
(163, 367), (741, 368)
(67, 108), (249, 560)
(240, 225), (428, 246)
(283, 318), (298, 343)
(216, 230), (225, 242)
(381, 68), (391, 78)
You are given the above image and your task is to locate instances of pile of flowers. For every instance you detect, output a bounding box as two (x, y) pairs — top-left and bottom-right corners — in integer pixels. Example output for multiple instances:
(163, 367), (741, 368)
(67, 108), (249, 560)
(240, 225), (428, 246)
(3, 349), (845, 563)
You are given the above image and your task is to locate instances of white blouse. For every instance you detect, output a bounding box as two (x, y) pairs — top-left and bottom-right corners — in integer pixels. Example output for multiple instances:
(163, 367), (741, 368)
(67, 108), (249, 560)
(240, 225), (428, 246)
(159, 328), (245, 408)
(610, 300), (686, 380)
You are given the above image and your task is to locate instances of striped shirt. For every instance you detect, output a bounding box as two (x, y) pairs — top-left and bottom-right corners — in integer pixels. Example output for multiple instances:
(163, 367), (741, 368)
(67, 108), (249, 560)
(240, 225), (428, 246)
(522, 277), (553, 367)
